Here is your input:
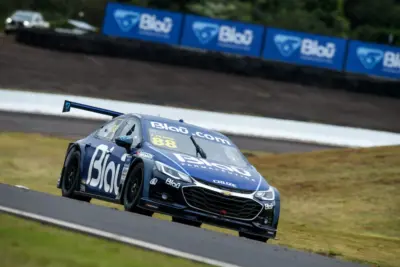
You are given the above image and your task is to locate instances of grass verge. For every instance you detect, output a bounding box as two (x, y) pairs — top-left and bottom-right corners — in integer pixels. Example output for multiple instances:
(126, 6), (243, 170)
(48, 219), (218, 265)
(0, 213), (211, 267)
(0, 132), (399, 267)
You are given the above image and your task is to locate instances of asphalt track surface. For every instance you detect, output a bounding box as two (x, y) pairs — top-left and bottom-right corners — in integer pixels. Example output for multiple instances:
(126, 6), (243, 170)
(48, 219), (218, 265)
(0, 184), (364, 267)
(0, 111), (337, 153)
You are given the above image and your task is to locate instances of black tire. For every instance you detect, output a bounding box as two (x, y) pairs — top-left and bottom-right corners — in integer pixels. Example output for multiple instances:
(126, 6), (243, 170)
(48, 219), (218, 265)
(172, 217), (202, 227)
(123, 162), (153, 216)
(61, 149), (91, 202)
(239, 231), (268, 243)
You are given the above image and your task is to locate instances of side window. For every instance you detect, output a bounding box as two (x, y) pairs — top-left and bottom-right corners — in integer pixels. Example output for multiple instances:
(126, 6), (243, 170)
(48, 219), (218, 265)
(96, 119), (124, 141)
(118, 118), (141, 147)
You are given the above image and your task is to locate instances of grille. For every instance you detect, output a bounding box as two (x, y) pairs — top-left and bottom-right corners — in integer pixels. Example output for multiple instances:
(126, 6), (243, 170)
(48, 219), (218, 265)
(183, 186), (262, 220)
(194, 178), (255, 194)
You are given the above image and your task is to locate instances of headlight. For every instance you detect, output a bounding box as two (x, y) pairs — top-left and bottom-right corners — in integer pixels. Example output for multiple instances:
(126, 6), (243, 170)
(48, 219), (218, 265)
(255, 187), (275, 201)
(155, 161), (191, 182)
(5, 18), (12, 23)
(23, 21), (30, 26)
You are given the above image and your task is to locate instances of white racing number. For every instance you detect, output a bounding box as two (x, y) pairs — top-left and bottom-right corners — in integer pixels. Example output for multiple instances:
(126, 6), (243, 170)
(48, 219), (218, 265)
(87, 144), (127, 195)
(174, 153), (251, 178)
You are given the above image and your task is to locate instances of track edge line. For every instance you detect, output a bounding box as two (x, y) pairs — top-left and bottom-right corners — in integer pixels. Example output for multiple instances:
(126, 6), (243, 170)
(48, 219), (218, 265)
(0, 205), (241, 267)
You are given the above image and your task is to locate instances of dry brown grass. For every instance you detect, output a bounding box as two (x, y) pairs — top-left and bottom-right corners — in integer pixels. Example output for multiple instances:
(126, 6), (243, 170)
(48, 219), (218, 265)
(0, 132), (399, 267)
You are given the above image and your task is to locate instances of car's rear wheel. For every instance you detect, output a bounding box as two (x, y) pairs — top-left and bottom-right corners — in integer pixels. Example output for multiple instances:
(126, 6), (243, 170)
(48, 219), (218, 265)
(172, 217), (202, 227)
(239, 231), (268, 243)
(123, 162), (153, 216)
(61, 149), (91, 202)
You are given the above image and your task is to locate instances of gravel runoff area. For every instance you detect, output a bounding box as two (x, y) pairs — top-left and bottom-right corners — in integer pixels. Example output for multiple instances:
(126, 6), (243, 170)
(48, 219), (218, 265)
(0, 36), (399, 132)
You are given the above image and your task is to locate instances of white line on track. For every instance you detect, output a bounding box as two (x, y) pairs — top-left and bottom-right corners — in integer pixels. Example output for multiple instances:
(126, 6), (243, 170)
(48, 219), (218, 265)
(0, 205), (241, 267)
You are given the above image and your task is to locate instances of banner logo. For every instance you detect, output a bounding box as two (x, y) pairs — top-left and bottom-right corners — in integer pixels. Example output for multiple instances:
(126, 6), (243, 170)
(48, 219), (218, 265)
(192, 21), (219, 44)
(274, 34), (302, 57)
(356, 47), (384, 69)
(113, 9), (140, 32)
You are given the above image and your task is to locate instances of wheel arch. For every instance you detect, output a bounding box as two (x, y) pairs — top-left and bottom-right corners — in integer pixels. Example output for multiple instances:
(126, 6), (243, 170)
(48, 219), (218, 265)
(118, 157), (155, 204)
(58, 142), (84, 188)
(118, 157), (144, 204)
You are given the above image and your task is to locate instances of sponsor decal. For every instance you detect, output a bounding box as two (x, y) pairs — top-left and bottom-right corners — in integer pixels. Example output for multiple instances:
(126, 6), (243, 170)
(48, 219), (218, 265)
(192, 22), (219, 44)
(150, 121), (231, 145)
(274, 34), (336, 63)
(118, 154), (132, 195)
(137, 150), (154, 159)
(213, 179), (237, 188)
(221, 191), (231, 196)
(113, 10), (140, 32)
(87, 144), (128, 195)
(113, 9), (173, 37)
(174, 153), (251, 178)
(264, 203), (274, 210)
(149, 178), (158, 185)
(165, 178), (180, 189)
(383, 51), (400, 70)
(192, 21), (253, 50)
(273, 34), (301, 57)
(356, 47), (384, 69)
(357, 47), (400, 73)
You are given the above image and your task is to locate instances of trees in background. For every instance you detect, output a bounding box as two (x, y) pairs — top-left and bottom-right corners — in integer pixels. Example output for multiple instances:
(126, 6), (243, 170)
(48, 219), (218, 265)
(1, 0), (399, 45)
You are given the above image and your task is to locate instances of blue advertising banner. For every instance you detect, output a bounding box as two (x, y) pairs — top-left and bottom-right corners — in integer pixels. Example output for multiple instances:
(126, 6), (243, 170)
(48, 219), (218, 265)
(180, 15), (265, 57)
(102, 3), (183, 45)
(345, 41), (400, 80)
(262, 28), (347, 71)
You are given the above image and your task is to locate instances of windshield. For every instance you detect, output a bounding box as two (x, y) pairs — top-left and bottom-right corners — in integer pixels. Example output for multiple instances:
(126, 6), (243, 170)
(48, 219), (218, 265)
(147, 126), (248, 168)
(11, 11), (34, 21)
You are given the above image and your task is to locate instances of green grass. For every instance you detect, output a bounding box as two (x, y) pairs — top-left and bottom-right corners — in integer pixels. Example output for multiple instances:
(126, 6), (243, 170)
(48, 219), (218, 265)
(0, 213), (211, 267)
(0, 132), (399, 267)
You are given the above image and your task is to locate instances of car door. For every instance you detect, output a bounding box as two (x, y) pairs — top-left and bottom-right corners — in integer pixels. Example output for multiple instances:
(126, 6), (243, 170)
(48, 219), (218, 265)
(82, 118), (125, 198)
(82, 117), (142, 199)
(111, 117), (143, 198)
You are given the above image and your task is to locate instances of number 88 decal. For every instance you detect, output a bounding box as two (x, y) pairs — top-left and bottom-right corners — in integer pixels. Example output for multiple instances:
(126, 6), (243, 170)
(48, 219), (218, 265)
(151, 136), (177, 148)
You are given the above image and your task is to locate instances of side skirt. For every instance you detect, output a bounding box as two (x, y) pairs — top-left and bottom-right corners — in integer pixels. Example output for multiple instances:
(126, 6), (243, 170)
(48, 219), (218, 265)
(73, 191), (121, 204)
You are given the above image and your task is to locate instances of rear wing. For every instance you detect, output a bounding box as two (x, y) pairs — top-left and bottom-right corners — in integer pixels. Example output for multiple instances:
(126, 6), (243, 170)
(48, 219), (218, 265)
(62, 100), (123, 118)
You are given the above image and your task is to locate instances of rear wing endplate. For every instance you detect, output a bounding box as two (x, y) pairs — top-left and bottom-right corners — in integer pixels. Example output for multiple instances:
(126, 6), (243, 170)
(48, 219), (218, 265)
(62, 100), (123, 118)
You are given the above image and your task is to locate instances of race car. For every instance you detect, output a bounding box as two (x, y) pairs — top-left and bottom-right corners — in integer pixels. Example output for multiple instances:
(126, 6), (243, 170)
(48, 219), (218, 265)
(57, 100), (280, 242)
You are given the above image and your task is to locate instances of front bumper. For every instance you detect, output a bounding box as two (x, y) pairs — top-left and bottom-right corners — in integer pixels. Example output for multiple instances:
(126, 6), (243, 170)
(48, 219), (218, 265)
(138, 197), (277, 238)
(140, 173), (279, 239)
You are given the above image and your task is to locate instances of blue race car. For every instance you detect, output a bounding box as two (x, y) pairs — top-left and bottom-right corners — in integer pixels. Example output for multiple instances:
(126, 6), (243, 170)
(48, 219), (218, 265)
(57, 100), (280, 242)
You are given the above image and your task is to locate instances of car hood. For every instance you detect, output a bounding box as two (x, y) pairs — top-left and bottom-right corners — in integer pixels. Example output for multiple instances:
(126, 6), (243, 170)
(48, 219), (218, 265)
(151, 147), (268, 191)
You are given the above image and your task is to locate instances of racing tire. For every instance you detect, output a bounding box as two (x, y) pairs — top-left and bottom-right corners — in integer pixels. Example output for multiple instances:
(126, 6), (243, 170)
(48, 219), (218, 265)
(123, 162), (153, 216)
(61, 150), (91, 202)
(172, 217), (202, 228)
(239, 231), (268, 243)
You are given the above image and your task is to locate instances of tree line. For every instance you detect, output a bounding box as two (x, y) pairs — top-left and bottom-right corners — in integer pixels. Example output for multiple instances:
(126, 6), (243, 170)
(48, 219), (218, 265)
(1, 0), (399, 46)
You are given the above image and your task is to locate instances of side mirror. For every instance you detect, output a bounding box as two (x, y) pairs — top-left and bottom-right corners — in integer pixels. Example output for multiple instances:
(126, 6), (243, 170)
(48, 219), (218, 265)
(115, 135), (133, 151)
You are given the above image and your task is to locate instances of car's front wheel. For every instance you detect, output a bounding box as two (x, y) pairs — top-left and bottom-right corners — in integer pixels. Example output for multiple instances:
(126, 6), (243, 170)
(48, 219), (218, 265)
(61, 149), (91, 202)
(123, 162), (153, 216)
(239, 231), (268, 243)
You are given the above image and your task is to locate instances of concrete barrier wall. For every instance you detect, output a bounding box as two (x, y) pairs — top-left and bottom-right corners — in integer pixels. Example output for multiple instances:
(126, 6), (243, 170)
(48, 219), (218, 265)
(1, 89), (400, 148)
